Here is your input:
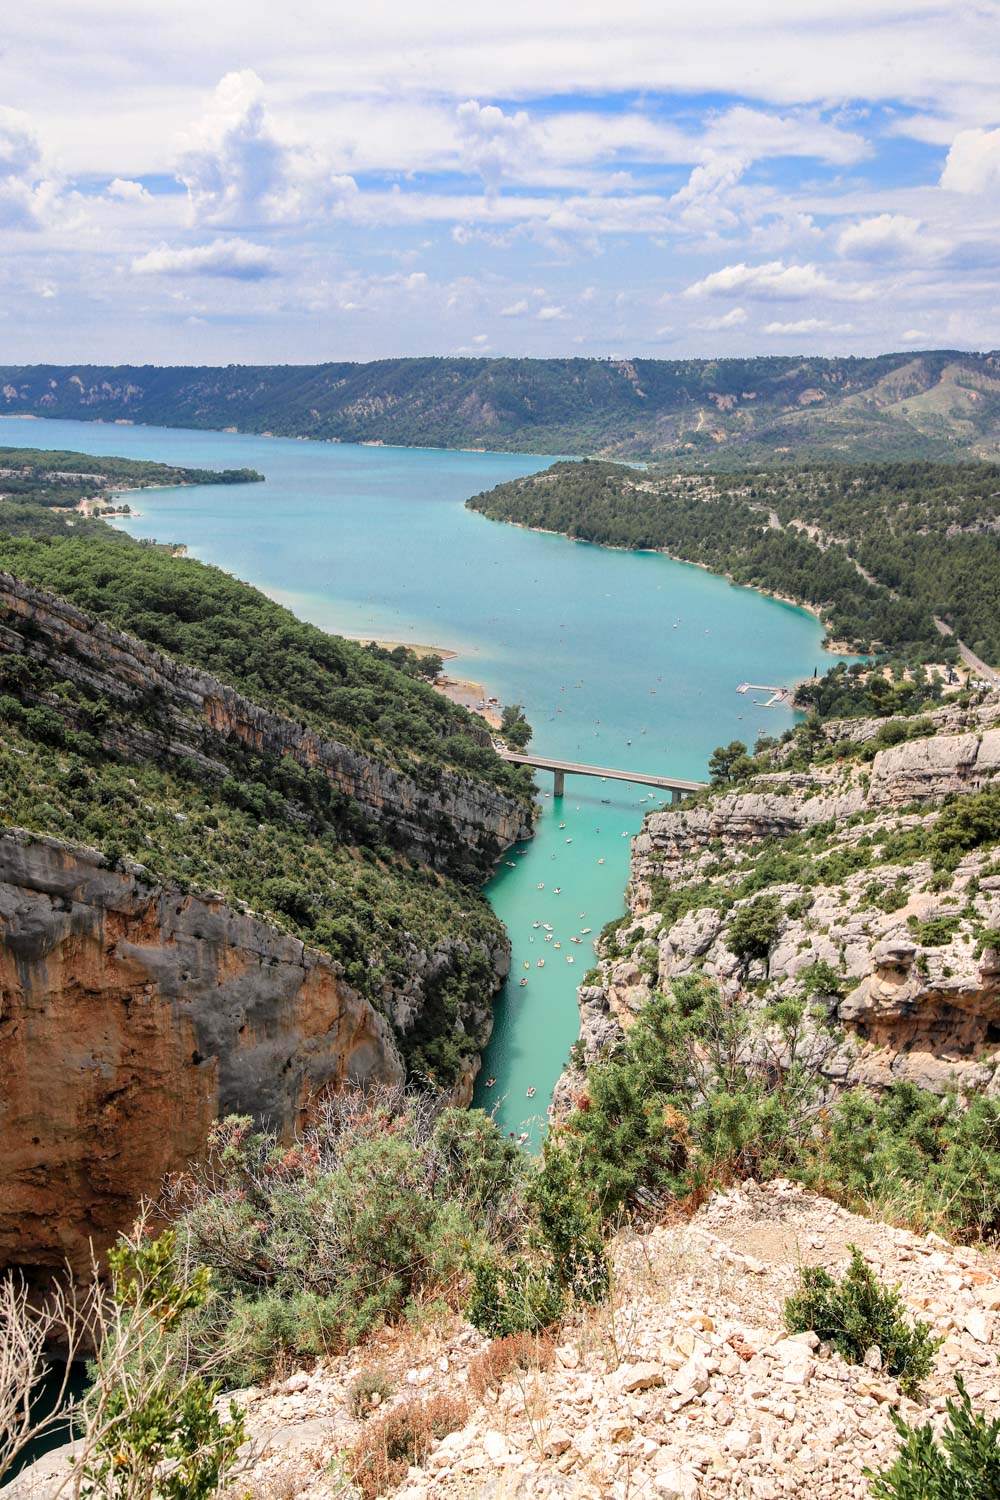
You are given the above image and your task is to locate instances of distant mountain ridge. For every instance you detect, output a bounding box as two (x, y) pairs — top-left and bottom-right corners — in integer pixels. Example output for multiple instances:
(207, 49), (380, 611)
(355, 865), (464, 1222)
(5, 351), (1000, 460)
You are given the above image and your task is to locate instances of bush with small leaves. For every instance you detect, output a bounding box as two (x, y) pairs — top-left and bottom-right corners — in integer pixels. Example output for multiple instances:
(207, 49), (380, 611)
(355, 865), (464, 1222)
(465, 1255), (564, 1339)
(784, 1246), (939, 1396)
(347, 1367), (394, 1420)
(867, 1376), (1000, 1499)
(79, 1231), (245, 1500)
(727, 895), (783, 966)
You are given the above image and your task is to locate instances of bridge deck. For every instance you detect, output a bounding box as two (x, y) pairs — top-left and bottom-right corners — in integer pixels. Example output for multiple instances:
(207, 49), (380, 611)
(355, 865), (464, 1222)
(501, 751), (704, 793)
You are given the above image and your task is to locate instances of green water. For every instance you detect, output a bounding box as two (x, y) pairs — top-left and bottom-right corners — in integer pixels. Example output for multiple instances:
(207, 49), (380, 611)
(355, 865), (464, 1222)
(0, 418), (839, 1143)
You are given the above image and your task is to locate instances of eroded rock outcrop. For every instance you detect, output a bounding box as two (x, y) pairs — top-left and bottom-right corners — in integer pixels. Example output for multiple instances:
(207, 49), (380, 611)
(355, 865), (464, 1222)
(565, 697), (1000, 1108)
(0, 828), (406, 1276)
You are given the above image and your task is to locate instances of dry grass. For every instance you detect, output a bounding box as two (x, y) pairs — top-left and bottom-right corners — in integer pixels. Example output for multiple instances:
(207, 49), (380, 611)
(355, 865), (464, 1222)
(346, 1391), (468, 1499)
(467, 1331), (555, 1404)
(223, 1460), (310, 1500)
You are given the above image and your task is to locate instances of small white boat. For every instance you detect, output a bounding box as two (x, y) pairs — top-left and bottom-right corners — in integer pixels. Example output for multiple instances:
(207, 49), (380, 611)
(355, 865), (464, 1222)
(537, 959), (545, 967)
(581, 927), (592, 934)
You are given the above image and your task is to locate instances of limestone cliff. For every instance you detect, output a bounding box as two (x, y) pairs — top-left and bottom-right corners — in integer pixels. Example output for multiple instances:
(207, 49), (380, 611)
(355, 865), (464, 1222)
(0, 828), (406, 1276)
(0, 570), (533, 878)
(561, 697), (1000, 1109)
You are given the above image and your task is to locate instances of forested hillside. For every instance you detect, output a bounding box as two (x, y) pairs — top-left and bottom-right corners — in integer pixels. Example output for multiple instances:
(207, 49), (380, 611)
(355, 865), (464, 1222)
(5, 351), (1000, 459)
(0, 446), (261, 507)
(0, 460), (534, 1086)
(468, 458), (1000, 665)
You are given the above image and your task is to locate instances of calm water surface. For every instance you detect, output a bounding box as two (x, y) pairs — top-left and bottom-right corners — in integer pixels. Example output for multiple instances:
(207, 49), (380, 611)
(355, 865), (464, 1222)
(0, 417), (837, 1142)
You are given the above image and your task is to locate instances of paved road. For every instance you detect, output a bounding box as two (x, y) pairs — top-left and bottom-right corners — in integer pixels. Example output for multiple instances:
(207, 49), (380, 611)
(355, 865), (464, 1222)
(933, 617), (1000, 685)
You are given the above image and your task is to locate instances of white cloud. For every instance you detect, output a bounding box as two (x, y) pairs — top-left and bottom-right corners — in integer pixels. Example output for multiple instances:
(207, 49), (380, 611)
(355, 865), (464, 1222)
(670, 152), (748, 231)
(696, 306), (748, 330)
(836, 213), (951, 264)
(131, 238), (276, 279)
(0, 106), (51, 229)
(536, 305), (566, 320)
(175, 70), (356, 226)
(900, 327), (930, 342)
(941, 127), (1000, 195)
(500, 299), (529, 316)
(455, 99), (533, 195)
(684, 259), (873, 301)
(106, 177), (151, 202)
(763, 318), (853, 334)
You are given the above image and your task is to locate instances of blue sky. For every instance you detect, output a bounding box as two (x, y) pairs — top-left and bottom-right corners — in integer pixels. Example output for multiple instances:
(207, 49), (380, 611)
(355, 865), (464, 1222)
(3, 1), (1000, 362)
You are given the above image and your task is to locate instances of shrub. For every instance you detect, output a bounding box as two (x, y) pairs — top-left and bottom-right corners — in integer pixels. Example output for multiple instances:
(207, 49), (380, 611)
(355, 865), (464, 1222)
(169, 1093), (528, 1382)
(347, 1367), (394, 1420)
(784, 1246), (938, 1395)
(465, 1255), (564, 1338)
(867, 1376), (1000, 1499)
(817, 1086), (1000, 1242)
(527, 1139), (609, 1302)
(79, 1231), (246, 1500)
(467, 1332), (554, 1404)
(727, 895), (783, 965)
(929, 787), (1000, 870)
(797, 959), (844, 999)
(346, 1392), (467, 1499)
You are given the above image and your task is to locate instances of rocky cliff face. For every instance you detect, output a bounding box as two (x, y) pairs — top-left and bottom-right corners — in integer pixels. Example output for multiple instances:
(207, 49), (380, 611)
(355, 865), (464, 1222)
(561, 700), (1000, 1111)
(0, 573), (531, 1275)
(0, 571), (533, 877)
(0, 829), (406, 1276)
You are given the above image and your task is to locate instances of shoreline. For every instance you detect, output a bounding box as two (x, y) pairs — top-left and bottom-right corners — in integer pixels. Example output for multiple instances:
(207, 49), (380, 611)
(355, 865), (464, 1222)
(473, 513), (849, 657)
(3, 411), (579, 465)
(343, 636), (503, 729)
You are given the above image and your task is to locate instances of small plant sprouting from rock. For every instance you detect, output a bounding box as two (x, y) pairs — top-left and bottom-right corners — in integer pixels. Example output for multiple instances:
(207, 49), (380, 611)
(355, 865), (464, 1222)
(867, 1376), (1000, 1499)
(347, 1366), (394, 1420)
(784, 1246), (939, 1396)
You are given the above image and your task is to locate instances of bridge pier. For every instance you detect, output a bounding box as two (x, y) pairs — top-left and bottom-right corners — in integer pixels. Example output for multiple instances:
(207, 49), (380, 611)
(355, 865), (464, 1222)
(553, 770), (565, 797)
(671, 788), (681, 805)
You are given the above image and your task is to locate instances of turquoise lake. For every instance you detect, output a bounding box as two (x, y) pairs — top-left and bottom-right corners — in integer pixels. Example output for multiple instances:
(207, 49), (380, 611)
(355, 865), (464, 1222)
(0, 417), (838, 1143)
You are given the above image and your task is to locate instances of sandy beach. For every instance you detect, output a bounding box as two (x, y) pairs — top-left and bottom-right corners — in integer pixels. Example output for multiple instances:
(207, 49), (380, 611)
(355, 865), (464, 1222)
(347, 637), (503, 729)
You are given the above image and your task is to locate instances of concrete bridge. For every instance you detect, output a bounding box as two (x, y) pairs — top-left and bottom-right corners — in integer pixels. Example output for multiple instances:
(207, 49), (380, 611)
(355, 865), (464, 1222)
(500, 751), (705, 802)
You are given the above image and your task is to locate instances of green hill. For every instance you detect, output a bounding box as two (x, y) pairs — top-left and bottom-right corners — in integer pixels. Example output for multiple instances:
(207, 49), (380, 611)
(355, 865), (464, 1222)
(5, 352), (1000, 460)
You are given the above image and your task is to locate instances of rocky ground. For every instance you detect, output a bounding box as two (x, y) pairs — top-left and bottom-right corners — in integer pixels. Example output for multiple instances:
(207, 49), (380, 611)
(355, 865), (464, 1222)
(15, 1181), (995, 1499)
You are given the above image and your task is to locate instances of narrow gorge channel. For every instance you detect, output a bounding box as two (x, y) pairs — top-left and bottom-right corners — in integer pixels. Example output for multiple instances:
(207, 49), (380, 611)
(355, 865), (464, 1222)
(0, 417), (840, 1140)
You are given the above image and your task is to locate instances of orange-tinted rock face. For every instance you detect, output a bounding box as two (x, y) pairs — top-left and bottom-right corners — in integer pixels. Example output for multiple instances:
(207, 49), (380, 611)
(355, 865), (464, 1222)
(0, 830), (403, 1277)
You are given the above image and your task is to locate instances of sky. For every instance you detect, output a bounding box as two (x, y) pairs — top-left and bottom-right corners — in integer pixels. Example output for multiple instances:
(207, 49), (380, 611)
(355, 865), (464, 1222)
(3, 1), (1000, 364)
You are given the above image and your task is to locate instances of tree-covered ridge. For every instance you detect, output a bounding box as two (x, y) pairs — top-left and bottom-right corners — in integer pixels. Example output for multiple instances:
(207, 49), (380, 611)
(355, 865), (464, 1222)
(5, 351), (1000, 460)
(467, 458), (1000, 664)
(0, 445), (261, 507)
(0, 528), (531, 801)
